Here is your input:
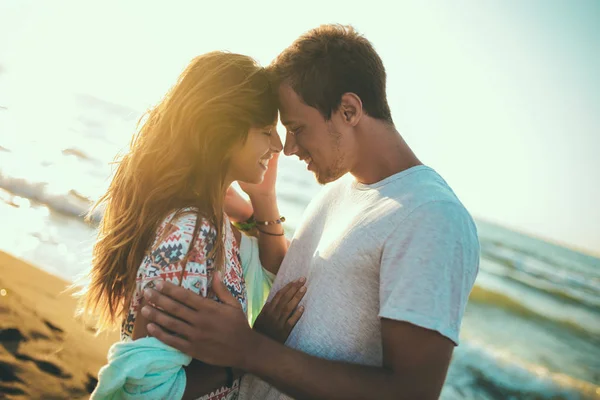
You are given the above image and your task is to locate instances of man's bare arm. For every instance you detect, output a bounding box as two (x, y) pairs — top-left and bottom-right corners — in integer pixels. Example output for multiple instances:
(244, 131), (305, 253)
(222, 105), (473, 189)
(143, 281), (454, 400)
(238, 318), (453, 400)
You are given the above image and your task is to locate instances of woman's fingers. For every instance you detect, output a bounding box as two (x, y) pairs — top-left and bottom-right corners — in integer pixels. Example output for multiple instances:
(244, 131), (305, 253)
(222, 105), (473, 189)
(282, 285), (306, 318)
(275, 281), (303, 317)
(285, 305), (305, 332)
(270, 280), (296, 310)
(253, 278), (307, 343)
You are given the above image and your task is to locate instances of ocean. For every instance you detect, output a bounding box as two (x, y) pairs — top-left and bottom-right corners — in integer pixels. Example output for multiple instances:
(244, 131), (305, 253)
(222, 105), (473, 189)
(0, 92), (598, 400)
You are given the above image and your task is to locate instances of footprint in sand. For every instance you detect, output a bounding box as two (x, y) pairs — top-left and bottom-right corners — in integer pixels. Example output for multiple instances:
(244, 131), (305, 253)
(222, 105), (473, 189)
(0, 361), (26, 396)
(14, 353), (72, 379)
(43, 319), (64, 335)
(0, 327), (27, 354)
(0, 385), (26, 396)
(0, 360), (22, 383)
(86, 373), (99, 394)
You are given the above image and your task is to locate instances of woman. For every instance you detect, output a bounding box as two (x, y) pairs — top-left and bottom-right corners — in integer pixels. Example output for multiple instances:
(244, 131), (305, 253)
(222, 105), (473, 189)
(81, 52), (302, 400)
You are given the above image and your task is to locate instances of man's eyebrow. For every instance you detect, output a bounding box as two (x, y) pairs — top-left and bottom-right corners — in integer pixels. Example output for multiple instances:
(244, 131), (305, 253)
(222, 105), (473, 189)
(281, 119), (297, 127)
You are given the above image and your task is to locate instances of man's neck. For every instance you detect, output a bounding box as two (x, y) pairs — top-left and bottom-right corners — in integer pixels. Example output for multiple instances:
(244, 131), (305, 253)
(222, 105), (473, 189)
(350, 119), (422, 185)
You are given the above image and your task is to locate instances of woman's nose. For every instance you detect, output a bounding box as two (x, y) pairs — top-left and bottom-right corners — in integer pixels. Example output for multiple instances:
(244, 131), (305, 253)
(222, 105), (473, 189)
(271, 129), (283, 153)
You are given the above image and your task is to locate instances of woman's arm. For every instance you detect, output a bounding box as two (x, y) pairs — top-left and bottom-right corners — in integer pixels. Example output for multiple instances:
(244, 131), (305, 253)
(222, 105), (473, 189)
(127, 214), (239, 400)
(247, 192), (288, 275)
(236, 153), (288, 275)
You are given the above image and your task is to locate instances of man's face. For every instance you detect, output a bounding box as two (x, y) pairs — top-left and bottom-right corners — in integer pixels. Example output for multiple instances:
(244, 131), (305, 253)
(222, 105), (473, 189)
(278, 84), (349, 185)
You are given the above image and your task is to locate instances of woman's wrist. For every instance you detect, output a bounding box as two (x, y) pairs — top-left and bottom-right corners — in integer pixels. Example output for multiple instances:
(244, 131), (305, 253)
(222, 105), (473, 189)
(248, 191), (277, 203)
(230, 206), (254, 223)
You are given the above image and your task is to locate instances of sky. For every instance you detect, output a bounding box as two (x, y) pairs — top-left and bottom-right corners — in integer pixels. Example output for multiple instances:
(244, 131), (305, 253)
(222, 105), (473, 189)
(0, 0), (598, 255)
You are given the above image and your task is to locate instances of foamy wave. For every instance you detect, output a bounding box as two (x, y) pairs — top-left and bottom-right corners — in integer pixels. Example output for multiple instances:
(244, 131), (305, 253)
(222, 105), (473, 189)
(443, 341), (600, 399)
(0, 172), (101, 222)
(61, 147), (100, 164)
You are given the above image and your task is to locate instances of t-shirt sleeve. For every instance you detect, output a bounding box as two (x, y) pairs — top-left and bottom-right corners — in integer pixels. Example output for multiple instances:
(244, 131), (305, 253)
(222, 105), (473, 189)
(379, 201), (480, 345)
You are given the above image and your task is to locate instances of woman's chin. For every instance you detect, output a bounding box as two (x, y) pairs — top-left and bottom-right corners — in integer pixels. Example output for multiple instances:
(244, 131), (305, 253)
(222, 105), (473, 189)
(253, 174), (266, 184)
(240, 174), (264, 185)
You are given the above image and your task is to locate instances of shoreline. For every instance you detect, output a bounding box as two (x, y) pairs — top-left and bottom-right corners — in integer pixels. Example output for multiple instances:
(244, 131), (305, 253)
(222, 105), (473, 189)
(0, 251), (118, 399)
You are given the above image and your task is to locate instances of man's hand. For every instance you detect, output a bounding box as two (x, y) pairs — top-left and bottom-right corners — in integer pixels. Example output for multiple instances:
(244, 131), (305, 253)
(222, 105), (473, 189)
(254, 278), (306, 343)
(141, 273), (255, 367)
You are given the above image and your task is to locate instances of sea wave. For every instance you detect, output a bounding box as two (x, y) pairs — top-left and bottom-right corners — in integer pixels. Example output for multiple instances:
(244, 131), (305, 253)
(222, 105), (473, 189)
(0, 172), (100, 222)
(468, 284), (600, 340)
(61, 147), (101, 164)
(443, 340), (600, 400)
(480, 241), (600, 310)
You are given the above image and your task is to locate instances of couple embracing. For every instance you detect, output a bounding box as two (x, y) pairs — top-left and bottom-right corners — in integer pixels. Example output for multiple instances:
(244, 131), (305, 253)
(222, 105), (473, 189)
(84, 24), (479, 400)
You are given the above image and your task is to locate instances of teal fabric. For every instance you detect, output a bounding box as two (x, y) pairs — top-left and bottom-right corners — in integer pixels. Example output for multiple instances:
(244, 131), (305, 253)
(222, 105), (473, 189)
(239, 233), (275, 326)
(91, 336), (192, 400)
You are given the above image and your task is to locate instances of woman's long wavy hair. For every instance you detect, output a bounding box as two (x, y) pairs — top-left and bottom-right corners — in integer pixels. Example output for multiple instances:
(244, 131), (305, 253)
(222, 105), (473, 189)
(79, 52), (277, 331)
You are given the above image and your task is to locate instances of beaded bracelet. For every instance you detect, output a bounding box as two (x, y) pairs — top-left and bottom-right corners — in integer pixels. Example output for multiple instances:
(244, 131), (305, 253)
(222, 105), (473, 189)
(232, 214), (285, 232)
(255, 216), (286, 226)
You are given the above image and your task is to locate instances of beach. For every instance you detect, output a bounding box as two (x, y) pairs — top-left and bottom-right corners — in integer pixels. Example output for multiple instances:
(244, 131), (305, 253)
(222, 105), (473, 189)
(0, 251), (118, 399)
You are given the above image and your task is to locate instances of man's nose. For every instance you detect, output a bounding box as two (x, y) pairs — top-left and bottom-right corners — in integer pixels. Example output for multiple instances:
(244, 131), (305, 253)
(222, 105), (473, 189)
(283, 131), (298, 156)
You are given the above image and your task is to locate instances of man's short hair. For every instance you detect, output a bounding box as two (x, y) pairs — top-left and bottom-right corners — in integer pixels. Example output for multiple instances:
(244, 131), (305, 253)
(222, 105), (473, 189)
(269, 24), (393, 124)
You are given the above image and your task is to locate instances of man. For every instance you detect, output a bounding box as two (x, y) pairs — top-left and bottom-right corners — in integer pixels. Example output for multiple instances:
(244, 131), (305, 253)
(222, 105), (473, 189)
(143, 24), (480, 399)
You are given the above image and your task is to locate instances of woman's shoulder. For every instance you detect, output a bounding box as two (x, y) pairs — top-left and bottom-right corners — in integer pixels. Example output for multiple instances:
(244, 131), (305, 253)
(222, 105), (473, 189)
(162, 208), (212, 228)
(137, 209), (219, 288)
(153, 208), (216, 246)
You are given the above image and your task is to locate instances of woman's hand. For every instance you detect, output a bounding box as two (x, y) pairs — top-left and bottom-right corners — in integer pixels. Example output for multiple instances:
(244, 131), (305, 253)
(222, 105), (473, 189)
(225, 153), (280, 222)
(253, 278), (306, 343)
(239, 152), (280, 199)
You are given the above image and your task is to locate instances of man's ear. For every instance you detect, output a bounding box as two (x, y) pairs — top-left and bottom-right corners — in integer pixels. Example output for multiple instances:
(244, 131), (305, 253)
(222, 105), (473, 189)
(339, 93), (363, 126)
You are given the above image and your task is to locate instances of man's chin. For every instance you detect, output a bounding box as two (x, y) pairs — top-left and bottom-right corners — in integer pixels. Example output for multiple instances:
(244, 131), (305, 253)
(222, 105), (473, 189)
(314, 169), (344, 185)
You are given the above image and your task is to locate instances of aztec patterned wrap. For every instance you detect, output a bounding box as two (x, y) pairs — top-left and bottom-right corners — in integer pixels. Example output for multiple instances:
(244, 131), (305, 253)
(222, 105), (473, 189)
(121, 209), (247, 400)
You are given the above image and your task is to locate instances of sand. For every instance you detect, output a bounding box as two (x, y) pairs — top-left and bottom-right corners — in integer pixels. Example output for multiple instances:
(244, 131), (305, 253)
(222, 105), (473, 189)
(0, 251), (118, 399)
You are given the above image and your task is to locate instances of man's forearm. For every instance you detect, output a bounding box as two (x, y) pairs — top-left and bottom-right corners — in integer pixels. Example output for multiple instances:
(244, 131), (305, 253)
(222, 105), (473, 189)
(242, 333), (405, 400)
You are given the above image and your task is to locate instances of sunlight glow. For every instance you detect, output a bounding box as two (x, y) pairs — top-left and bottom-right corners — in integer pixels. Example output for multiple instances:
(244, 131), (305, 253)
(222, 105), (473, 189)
(0, 0), (598, 254)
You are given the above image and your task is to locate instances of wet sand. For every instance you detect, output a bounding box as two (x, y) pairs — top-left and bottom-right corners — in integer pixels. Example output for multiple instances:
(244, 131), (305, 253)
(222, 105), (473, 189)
(0, 251), (118, 399)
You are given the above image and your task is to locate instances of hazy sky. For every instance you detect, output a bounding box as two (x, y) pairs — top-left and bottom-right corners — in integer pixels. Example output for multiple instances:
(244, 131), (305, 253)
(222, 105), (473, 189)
(1, 0), (598, 255)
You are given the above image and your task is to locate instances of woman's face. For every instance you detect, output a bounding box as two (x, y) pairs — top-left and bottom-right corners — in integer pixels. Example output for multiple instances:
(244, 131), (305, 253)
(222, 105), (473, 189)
(227, 124), (282, 184)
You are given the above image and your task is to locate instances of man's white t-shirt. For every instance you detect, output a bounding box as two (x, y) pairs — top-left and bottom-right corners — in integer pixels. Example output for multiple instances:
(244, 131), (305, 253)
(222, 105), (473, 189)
(240, 165), (480, 400)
